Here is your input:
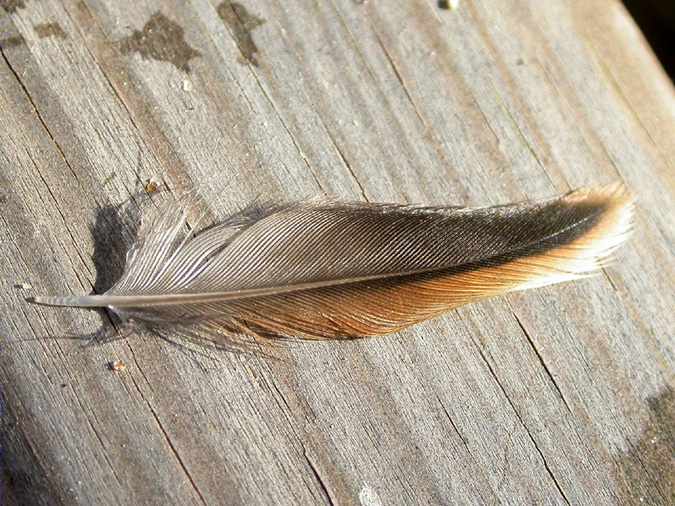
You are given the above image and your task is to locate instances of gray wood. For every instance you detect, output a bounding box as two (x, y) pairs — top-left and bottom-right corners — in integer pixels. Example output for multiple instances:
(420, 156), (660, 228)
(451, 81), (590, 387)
(1, 0), (673, 504)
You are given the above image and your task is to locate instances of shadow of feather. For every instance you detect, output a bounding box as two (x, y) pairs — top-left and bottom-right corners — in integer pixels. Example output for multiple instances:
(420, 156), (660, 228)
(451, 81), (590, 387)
(24, 195), (145, 349)
(91, 198), (142, 295)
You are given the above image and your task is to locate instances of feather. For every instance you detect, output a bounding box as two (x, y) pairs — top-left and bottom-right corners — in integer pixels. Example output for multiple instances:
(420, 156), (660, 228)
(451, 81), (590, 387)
(29, 183), (634, 341)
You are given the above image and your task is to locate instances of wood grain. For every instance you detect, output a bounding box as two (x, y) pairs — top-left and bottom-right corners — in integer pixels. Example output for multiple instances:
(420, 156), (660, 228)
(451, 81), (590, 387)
(1, 0), (673, 504)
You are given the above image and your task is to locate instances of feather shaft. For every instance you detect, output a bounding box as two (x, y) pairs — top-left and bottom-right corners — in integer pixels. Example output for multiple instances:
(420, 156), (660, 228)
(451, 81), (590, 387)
(31, 270), (435, 308)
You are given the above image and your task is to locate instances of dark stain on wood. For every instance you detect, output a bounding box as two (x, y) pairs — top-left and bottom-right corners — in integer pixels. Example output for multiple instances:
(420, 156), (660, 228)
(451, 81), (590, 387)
(118, 12), (201, 73)
(615, 387), (675, 504)
(0, 35), (23, 48)
(216, 1), (265, 67)
(34, 22), (67, 40)
(0, 23), (65, 48)
(0, 0), (25, 14)
(437, 0), (450, 9)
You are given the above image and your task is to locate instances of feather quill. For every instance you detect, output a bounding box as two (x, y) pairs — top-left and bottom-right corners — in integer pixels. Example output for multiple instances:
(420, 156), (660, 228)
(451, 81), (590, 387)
(30, 183), (634, 341)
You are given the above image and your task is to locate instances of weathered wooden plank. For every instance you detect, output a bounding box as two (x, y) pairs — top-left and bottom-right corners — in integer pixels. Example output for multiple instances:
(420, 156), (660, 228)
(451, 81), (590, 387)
(0, 0), (673, 504)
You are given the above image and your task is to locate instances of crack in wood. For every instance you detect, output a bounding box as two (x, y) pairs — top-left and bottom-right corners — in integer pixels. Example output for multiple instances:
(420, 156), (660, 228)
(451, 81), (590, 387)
(511, 311), (573, 415)
(0, 46), (84, 188)
(65, 383), (124, 490)
(372, 29), (426, 129)
(246, 68), (328, 194)
(255, 366), (341, 505)
(316, 115), (369, 201)
(433, 393), (471, 452)
(125, 348), (208, 506)
(470, 337), (572, 504)
(303, 450), (336, 506)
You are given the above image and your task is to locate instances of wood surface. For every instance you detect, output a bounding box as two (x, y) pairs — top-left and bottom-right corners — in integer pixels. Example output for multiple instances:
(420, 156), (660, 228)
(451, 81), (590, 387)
(1, 0), (673, 504)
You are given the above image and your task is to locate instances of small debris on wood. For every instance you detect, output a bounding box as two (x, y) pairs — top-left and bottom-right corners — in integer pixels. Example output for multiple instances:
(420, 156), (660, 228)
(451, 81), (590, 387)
(108, 360), (127, 372)
(182, 79), (193, 92)
(14, 282), (33, 290)
(144, 177), (160, 193)
(438, 0), (460, 10)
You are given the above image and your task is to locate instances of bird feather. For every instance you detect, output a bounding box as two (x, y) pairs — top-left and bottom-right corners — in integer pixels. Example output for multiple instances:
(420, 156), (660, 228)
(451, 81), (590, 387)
(30, 183), (634, 341)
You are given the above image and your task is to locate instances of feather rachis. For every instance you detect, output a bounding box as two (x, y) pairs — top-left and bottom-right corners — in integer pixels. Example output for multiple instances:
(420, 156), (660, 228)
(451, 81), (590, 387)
(30, 184), (635, 341)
